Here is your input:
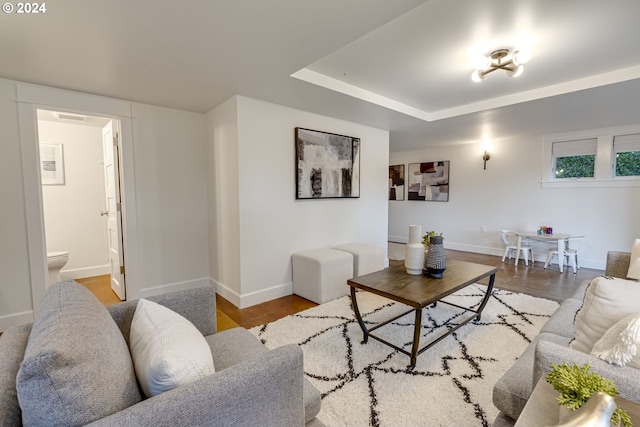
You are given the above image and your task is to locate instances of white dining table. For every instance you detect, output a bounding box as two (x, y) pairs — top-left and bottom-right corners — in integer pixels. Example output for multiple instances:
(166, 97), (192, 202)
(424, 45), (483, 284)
(514, 231), (582, 272)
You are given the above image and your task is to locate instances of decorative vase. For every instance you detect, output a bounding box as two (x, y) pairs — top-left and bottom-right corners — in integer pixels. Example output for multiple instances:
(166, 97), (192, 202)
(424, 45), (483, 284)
(556, 392), (619, 427)
(404, 225), (424, 275)
(424, 235), (446, 278)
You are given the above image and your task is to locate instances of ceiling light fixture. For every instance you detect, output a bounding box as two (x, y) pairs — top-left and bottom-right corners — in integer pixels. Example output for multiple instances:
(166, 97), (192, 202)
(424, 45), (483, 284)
(471, 48), (531, 82)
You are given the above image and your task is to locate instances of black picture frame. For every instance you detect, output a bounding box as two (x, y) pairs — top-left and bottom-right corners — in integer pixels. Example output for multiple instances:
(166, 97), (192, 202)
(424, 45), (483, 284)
(295, 127), (360, 199)
(389, 164), (405, 200)
(407, 161), (450, 201)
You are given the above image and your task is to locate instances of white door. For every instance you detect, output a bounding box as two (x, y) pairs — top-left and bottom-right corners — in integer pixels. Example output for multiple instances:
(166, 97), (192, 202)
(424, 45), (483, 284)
(102, 122), (126, 300)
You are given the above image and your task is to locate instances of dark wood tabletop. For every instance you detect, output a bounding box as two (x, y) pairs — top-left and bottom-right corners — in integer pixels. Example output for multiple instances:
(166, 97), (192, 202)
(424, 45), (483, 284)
(347, 259), (498, 309)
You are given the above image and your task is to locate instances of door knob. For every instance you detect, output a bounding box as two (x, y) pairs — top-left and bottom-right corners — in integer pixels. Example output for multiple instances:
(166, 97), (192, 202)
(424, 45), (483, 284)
(100, 210), (109, 216)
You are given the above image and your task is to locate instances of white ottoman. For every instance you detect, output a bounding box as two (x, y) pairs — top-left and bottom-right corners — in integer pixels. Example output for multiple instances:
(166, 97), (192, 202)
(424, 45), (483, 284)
(292, 248), (353, 304)
(332, 243), (385, 277)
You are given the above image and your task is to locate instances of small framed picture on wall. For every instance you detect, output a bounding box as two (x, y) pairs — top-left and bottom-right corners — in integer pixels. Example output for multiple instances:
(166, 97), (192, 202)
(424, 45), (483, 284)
(389, 164), (405, 200)
(39, 143), (65, 185)
(407, 161), (450, 201)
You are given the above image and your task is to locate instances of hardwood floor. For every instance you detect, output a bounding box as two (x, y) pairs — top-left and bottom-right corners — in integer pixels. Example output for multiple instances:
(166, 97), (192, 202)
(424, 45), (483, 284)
(79, 248), (603, 331)
(216, 293), (316, 329)
(75, 275), (121, 305)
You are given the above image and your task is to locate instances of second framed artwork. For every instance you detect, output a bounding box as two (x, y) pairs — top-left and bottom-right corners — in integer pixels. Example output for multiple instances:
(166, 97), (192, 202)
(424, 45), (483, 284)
(407, 161), (450, 201)
(388, 164), (405, 200)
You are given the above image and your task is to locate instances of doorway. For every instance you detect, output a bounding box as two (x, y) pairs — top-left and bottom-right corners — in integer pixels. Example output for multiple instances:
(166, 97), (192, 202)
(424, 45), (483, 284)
(36, 109), (126, 300)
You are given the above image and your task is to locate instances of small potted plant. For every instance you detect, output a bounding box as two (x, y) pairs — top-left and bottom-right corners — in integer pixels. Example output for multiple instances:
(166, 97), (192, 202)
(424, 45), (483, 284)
(546, 363), (632, 427)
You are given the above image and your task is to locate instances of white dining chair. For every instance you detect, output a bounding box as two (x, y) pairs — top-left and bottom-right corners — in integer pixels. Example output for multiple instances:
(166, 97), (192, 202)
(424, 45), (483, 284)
(500, 230), (534, 266)
(544, 237), (584, 274)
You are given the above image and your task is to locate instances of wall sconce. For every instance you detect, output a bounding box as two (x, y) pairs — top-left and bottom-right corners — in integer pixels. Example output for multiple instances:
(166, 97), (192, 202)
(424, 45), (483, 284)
(472, 48), (531, 82)
(482, 150), (491, 170)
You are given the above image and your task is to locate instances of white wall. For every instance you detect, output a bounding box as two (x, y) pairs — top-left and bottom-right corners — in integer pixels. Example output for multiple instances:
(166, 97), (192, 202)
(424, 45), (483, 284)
(206, 97), (241, 300)
(0, 78), (33, 329)
(131, 103), (210, 297)
(38, 120), (109, 279)
(389, 135), (640, 269)
(208, 96), (390, 308)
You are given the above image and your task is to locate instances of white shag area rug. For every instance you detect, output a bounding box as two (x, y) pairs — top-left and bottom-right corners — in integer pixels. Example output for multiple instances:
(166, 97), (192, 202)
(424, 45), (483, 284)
(250, 284), (559, 427)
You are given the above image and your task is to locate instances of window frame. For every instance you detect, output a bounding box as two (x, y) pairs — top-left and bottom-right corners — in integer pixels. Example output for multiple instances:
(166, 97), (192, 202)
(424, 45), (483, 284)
(613, 133), (640, 178)
(541, 124), (640, 188)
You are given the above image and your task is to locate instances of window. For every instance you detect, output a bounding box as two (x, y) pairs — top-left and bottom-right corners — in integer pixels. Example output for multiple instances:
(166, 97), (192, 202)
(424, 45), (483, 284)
(542, 124), (640, 188)
(613, 133), (640, 177)
(552, 139), (596, 179)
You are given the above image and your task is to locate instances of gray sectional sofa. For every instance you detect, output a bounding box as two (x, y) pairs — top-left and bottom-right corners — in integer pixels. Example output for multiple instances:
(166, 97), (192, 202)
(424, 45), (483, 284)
(0, 281), (324, 427)
(492, 251), (640, 427)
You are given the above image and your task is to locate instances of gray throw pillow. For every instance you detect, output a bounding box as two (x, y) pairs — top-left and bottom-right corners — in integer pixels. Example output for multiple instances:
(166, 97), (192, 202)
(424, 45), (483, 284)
(16, 281), (142, 427)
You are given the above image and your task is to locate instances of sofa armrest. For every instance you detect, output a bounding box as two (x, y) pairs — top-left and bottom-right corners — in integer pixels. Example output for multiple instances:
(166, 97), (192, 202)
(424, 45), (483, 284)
(88, 344), (305, 427)
(533, 339), (640, 404)
(107, 286), (217, 344)
(605, 251), (631, 279)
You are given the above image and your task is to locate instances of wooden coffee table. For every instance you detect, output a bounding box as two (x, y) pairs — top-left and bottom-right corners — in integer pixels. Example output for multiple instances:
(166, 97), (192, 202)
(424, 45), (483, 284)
(348, 259), (497, 368)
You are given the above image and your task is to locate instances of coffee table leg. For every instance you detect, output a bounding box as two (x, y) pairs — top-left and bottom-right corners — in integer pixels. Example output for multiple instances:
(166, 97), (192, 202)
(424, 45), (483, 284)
(350, 287), (369, 343)
(475, 273), (496, 322)
(409, 308), (422, 368)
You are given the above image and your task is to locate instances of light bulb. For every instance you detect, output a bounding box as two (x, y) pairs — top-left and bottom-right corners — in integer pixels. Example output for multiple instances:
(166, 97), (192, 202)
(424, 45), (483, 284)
(512, 49), (532, 66)
(471, 70), (485, 82)
(507, 64), (524, 78)
(473, 55), (491, 70)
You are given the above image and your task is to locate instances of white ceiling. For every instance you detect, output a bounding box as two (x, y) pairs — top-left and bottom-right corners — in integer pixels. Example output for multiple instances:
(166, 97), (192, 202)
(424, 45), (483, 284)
(2, 0), (640, 152)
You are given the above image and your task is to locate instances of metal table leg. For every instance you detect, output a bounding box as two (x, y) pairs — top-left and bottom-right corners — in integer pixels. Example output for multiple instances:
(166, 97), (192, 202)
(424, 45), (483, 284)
(409, 307), (422, 368)
(350, 287), (368, 343)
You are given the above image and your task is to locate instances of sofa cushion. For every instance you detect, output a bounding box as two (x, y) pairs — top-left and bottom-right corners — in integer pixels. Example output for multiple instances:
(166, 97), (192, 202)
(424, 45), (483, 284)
(130, 298), (215, 397)
(591, 313), (640, 368)
(540, 297), (582, 338)
(16, 281), (141, 427)
(628, 238), (640, 280)
(571, 276), (640, 354)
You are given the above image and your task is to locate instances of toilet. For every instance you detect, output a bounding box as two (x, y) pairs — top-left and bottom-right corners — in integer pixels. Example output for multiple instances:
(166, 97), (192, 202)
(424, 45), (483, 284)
(47, 251), (69, 285)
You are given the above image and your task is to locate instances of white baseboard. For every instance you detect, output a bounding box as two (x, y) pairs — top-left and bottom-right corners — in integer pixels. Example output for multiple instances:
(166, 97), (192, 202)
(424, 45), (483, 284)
(60, 264), (110, 280)
(211, 278), (240, 307)
(138, 277), (212, 299)
(388, 234), (408, 244)
(0, 310), (34, 333)
(212, 277), (293, 309)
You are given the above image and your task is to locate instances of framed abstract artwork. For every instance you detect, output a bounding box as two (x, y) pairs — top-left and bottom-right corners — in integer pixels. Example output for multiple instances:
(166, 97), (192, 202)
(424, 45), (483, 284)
(295, 127), (360, 199)
(39, 143), (65, 185)
(389, 164), (405, 200)
(407, 161), (450, 201)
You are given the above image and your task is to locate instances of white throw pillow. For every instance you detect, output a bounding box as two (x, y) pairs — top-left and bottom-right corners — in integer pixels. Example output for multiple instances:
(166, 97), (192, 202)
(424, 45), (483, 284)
(130, 298), (215, 397)
(591, 313), (640, 368)
(628, 238), (640, 280)
(570, 276), (640, 354)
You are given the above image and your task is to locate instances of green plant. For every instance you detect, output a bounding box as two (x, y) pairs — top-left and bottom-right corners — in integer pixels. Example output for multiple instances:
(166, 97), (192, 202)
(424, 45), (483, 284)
(546, 363), (631, 427)
(422, 231), (443, 247)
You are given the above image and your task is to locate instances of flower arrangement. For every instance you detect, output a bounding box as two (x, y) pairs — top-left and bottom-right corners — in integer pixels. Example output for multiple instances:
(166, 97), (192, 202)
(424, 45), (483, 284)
(546, 363), (631, 427)
(422, 231), (443, 247)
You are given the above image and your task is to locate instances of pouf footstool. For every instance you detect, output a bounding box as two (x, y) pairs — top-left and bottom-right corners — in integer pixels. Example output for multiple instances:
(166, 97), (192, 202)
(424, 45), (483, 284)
(332, 243), (385, 277)
(292, 248), (353, 304)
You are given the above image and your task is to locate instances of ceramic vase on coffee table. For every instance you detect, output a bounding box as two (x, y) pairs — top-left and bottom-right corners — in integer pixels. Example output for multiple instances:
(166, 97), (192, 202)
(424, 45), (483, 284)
(405, 225), (425, 275)
(425, 235), (446, 278)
